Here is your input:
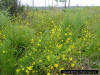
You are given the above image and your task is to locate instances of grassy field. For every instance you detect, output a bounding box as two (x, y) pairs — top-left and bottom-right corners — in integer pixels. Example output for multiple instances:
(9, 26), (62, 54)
(0, 7), (100, 75)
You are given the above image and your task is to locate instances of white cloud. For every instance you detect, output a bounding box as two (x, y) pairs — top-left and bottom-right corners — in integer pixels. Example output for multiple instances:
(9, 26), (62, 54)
(71, 0), (100, 6)
(21, 0), (100, 7)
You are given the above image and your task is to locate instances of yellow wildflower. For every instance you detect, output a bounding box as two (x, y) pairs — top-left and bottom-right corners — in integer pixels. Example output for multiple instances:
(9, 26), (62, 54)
(3, 35), (6, 39)
(65, 33), (68, 36)
(68, 48), (71, 52)
(69, 44), (75, 49)
(51, 20), (54, 24)
(22, 68), (24, 71)
(62, 54), (67, 60)
(56, 44), (63, 49)
(62, 40), (64, 42)
(60, 67), (64, 71)
(71, 63), (75, 67)
(39, 39), (41, 42)
(27, 22), (29, 25)
(98, 48), (100, 51)
(54, 64), (58, 68)
(81, 67), (84, 69)
(31, 39), (34, 43)
(69, 32), (72, 35)
(3, 50), (6, 54)
(26, 70), (29, 75)
(83, 37), (86, 40)
(37, 43), (40, 46)
(70, 39), (72, 42)
(73, 60), (76, 64)
(50, 65), (54, 70)
(46, 56), (50, 61)
(47, 73), (50, 75)
(40, 32), (42, 34)
(29, 53), (32, 56)
(63, 73), (66, 75)
(27, 66), (32, 70)
(56, 73), (59, 75)
(39, 59), (42, 63)
(16, 69), (21, 73)
(69, 57), (72, 61)
(32, 62), (35, 65)
(36, 70), (38, 72)
(67, 37), (71, 41)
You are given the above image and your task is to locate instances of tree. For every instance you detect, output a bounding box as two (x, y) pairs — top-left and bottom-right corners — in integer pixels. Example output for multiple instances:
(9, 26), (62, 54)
(56, 0), (58, 7)
(0, 0), (23, 16)
(52, 0), (53, 7)
(55, 0), (70, 8)
(68, 0), (70, 8)
(32, 0), (34, 8)
(45, 0), (46, 9)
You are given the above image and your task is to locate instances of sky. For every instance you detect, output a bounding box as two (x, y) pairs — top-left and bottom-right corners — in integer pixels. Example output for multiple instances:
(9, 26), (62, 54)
(20, 0), (100, 7)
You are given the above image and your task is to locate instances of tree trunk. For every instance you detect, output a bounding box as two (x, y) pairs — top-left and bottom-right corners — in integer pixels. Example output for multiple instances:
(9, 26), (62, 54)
(52, 0), (53, 8)
(32, 0), (34, 8)
(68, 0), (70, 8)
(65, 0), (67, 8)
(57, 0), (58, 7)
(45, 0), (46, 9)
(10, 0), (18, 16)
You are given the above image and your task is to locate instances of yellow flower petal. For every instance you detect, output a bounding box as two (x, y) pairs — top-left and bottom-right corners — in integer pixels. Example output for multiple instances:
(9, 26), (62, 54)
(47, 73), (50, 75)
(54, 64), (58, 68)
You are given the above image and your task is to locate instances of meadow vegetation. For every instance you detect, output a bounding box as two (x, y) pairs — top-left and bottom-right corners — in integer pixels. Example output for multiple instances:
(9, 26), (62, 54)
(0, 7), (100, 75)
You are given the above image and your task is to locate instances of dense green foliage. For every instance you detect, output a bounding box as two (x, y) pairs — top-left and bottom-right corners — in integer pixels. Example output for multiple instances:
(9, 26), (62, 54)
(0, 0), (24, 15)
(0, 7), (100, 75)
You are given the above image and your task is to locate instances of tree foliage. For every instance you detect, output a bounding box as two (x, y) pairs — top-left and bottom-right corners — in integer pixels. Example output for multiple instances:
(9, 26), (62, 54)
(55, 0), (70, 8)
(55, 0), (67, 8)
(0, 0), (24, 16)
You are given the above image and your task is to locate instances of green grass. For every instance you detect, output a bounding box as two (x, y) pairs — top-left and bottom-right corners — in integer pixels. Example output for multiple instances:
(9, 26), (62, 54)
(0, 7), (100, 75)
